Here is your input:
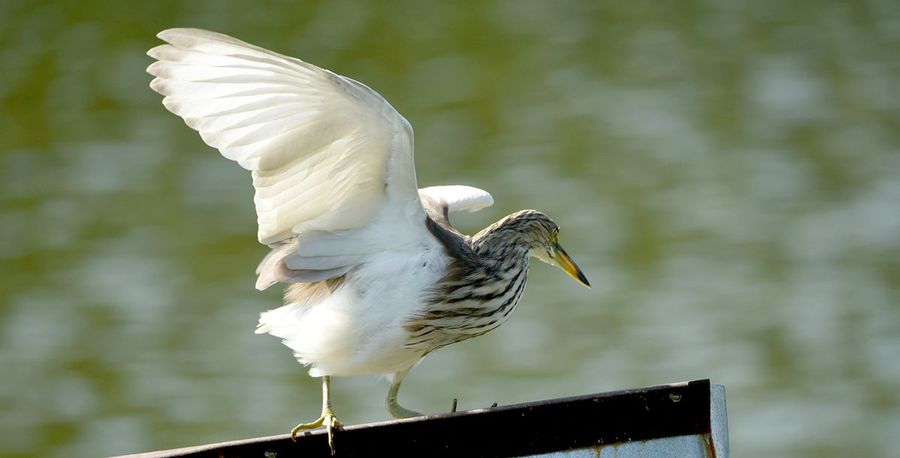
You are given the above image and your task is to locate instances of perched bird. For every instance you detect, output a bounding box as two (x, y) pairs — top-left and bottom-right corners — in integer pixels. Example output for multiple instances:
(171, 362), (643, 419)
(147, 28), (589, 450)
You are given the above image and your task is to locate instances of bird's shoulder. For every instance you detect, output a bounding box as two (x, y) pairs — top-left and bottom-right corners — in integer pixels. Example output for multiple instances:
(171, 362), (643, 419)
(422, 200), (475, 262)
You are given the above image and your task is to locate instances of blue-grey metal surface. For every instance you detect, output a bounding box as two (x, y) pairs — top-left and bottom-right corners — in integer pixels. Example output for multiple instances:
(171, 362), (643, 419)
(525, 434), (715, 458)
(711, 384), (729, 457)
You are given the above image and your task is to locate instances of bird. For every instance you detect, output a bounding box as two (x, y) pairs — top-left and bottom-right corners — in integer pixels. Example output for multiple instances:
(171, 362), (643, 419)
(147, 28), (590, 451)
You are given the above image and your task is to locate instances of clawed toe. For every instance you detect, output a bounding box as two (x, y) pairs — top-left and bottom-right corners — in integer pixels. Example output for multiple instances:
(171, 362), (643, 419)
(290, 416), (325, 441)
(323, 414), (341, 455)
(326, 414), (342, 429)
(290, 412), (342, 454)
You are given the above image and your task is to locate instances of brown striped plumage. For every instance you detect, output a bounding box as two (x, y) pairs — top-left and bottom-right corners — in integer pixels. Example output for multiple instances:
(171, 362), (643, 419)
(405, 210), (560, 354)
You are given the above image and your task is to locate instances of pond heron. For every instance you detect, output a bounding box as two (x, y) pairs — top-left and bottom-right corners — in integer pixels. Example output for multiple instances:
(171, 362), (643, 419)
(147, 28), (589, 452)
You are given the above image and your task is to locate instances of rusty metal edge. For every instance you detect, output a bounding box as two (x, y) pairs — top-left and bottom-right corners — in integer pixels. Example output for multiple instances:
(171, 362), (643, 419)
(113, 379), (713, 458)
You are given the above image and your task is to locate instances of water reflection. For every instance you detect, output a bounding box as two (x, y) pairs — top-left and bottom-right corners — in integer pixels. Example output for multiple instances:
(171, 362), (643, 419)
(1, 1), (899, 457)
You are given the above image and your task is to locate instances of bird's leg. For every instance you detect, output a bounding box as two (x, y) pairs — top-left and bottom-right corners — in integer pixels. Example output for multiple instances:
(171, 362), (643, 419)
(385, 368), (423, 418)
(291, 376), (342, 453)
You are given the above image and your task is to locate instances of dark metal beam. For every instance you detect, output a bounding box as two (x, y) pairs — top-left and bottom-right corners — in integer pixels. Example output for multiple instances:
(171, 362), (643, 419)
(117, 379), (713, 458)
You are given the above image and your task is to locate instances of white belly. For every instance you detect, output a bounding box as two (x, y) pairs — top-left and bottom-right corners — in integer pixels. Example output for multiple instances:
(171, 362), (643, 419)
(256, 244), (449, 377)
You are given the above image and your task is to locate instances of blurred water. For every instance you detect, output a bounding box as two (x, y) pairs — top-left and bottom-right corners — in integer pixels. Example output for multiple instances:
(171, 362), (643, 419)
(2, 1), (899, 456)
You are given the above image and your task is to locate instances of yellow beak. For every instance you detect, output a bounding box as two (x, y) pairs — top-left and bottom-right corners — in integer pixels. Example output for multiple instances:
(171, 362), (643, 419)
(553, 243), (590, 288)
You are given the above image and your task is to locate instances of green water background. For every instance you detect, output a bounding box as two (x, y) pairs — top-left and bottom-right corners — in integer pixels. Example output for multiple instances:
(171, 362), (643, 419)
(2, 1), (899, 456)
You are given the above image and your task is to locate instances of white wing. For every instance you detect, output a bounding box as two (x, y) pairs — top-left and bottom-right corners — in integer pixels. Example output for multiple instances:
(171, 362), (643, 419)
(147, 28), (428, 288)
(419, 185), (493, 213)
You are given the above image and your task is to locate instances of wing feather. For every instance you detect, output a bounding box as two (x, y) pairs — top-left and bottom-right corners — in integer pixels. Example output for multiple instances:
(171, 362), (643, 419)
(419, 185), (494, 214)
(148, 28), (427, 289)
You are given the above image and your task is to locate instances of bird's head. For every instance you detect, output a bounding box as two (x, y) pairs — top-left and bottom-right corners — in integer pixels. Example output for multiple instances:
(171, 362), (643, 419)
(501, 210), (591, 288)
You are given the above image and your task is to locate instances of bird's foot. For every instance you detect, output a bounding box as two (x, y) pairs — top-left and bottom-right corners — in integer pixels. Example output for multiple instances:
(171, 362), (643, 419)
(291, 410), (342, 454)
(386, 400), (423, 419)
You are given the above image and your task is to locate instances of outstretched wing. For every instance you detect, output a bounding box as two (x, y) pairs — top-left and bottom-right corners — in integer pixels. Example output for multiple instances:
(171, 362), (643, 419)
(147, 28), (427, 288)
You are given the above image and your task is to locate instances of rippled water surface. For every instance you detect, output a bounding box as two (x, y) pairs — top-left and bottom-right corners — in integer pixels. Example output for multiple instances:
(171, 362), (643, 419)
(2, 1), (899, 457)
